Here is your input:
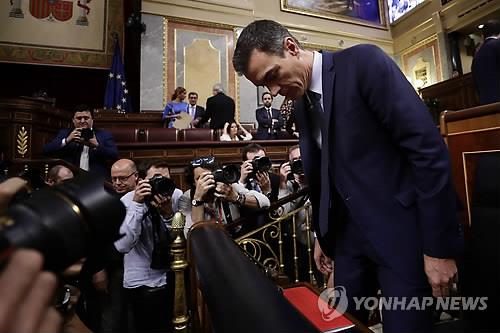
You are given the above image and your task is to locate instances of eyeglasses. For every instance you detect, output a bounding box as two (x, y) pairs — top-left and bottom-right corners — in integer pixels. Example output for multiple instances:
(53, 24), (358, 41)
(190, 156), (215, 167)
(111, 172), (137, 183)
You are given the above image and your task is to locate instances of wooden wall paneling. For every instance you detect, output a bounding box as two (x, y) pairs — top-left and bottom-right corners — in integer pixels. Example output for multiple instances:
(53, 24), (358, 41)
(421, 73), (479, 114)
(441, 102), (500, 229)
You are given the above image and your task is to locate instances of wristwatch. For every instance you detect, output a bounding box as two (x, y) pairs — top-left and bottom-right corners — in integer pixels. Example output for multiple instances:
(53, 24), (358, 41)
(192, 199), (205, 207)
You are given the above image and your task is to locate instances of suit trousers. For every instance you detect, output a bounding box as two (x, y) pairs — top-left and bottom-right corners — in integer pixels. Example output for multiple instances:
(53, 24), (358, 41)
(333, 219), (433, 333)
(126, 280), (174, 333)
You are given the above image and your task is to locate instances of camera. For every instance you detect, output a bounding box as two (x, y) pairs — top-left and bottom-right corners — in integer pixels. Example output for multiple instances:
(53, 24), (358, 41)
(290, 158), (304, 175)
(80, 128), (94, 141)
(0, 174), (125, 272)
(212, 164), (240, 184)
(148, 174), (176, 197)
(287, 158), (304, 180)
(250, 156), (272, 178)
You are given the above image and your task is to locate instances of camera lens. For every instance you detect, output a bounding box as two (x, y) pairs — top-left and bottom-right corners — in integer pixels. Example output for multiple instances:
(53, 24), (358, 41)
(212, 165), (240, 184)
(0, 175), (125, 271)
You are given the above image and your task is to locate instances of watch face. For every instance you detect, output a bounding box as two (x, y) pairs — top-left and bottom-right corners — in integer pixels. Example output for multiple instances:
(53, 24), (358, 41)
(192, 199), (197, 206)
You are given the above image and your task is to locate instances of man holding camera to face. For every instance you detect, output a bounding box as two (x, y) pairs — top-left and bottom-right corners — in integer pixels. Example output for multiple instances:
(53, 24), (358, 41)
(114, 159), (182, 333)
(43, 104), (118, 179)
(239, 144), (280, 203)
(181, 156), (270, 234)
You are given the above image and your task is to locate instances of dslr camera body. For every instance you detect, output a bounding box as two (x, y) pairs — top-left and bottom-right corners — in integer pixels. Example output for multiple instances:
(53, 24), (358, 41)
(250, 156), (272, 179)
(148, 174), (176, 198)
(79, 128), (94, 141)
(212, 164), (240, 185)
(287, 158), (304, 181)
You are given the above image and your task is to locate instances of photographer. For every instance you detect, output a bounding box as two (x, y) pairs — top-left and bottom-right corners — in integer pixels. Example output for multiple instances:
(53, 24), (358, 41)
(43, 104), (118, 179)
(181, 156), (270, 233)
(279, 145), (310, 242)
(279, 145), (322, 283)
(114, 160), (182, 333)
(239, 144), (280, 202)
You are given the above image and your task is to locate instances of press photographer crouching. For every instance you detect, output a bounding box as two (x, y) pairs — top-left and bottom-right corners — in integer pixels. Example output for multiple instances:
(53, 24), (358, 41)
(0, 174), (125, 333)
(181, 156), (270, 235)
(114, 159), (183, 333)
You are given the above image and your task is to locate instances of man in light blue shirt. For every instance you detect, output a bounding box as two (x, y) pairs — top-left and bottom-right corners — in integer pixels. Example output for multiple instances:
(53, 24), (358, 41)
(115, 159), (182, 333)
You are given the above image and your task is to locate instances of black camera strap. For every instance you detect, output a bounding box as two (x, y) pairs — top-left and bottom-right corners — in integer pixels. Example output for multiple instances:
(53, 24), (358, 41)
(217, 199), (234, 225)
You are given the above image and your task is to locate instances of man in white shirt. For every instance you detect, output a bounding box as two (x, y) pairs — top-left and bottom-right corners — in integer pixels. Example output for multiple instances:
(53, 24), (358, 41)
(114, 159), (183, 333)
(187, 91), (206, 128)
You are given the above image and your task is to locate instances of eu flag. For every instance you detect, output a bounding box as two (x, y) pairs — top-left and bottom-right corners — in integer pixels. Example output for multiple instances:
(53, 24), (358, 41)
(104, 40), (131, 113)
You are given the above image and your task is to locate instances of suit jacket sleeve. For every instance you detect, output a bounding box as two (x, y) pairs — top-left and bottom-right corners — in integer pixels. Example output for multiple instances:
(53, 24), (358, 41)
(201, 99), (213, 124)
(356, 45), (460, 258)
(43, 129), (79, 155)
(473, 41), (500, 104)
(93, 130), (118, 160)
(256, 108), (271, 128)
(273, 109), (285, 130)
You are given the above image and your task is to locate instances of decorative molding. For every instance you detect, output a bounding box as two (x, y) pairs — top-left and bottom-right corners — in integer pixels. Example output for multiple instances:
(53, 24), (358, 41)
(280, 0), (388, 30)
(163, 17), (169, 107)
(16, 126), (28, 158)
(163, 15), (237, 31)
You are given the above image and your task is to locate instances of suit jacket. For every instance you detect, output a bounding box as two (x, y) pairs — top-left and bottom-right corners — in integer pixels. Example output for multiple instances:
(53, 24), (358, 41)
(255, 107), (284, 140)
(43, 128), (118, 178)
(193, 105), (207, 128)
(202, 92), (235, 129)
(295, 45), (462, 275)
(472, 38), (500, 105)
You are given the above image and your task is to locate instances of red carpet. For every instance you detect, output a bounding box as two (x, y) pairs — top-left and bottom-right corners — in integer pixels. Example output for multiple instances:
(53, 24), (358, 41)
(283, 286), (355, 333)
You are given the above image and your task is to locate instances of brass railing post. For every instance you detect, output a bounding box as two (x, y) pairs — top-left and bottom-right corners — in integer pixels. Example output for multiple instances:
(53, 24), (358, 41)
(171, 212), (189, 332)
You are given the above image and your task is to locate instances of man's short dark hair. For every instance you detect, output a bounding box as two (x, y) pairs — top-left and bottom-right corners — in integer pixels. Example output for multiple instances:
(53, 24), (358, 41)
(242, 143), (266, 161)
(185, 158), (219, 196)
(188, 92), (198, 98)
(73, 104), (93, 118)
(262, 91), (272, 100)
(139, 159), (170, 178)
(483, 19), (500, 38)
(233, 20), (301, 75)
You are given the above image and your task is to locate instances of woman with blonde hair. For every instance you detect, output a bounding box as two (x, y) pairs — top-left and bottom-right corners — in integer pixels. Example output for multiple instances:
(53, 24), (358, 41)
(162, 87), (189, 128)
(220, 120), (252, 141)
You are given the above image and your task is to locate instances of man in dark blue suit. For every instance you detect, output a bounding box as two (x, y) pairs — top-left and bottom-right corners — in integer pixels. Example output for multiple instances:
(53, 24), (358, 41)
(43, 104), (118, 179)
(234, 20), (463, 333)
(472, 19), (500, 105)
(187, 91), (207, 128)
(255, 91), (284, 139)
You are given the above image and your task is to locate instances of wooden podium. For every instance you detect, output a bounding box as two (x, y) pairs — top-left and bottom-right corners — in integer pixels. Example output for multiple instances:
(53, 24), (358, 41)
(0, 97), (72, 161)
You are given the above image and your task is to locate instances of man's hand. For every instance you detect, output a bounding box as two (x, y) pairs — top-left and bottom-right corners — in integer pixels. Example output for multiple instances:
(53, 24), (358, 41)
(133, 179), (152, 203)
(0, 177), (27, 215)
(279, 162), (291, 189)
(0, 250), (62, 333)
(87, 133), (99, 149)
(151, 194), (173, 218)
(194, 172), (215, 201)
(66, 129), (82, 144)
(423, 254), (457, 297)
(215, 182), (238, 203)
(314, 238), (333, 275)
(255, 171), (271, 194)
(92, 270), (108, 293)
(239, 160), (253, 184)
